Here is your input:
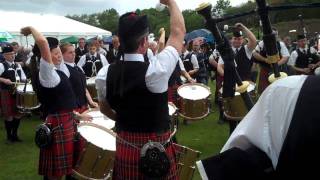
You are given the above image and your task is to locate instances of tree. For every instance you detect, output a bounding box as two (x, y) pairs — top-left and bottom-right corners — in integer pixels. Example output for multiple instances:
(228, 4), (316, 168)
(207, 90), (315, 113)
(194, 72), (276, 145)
(214, 0), (231, 16)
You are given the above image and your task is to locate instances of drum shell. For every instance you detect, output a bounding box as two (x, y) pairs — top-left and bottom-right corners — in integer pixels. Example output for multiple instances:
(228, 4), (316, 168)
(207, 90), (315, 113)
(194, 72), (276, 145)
(177, 83), (211, 120)
(222, 88), (257, 121)
(73, 140), (115, 180)
(86, 82), (97, 100)
(16, 89), (40, 110)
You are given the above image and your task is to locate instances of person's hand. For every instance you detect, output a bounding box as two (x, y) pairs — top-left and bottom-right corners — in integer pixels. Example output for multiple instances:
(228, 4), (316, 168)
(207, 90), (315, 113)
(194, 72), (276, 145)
(20, 26), (33, 36)
(79, 113), (93, 122)
(235, 23), (245, 30)
(188, 78), (196, 83)
(90, 101), (99, 108)
(159, 28), (165, 35)
(2, 79), (13, 85)
(308, 64), (316, 70)
(160, 0), (172, 6)
(303, 68), (311, 74)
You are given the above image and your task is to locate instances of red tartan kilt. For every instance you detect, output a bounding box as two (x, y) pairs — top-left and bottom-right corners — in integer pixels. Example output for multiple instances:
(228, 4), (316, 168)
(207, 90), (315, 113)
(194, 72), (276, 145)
(258, 67), (270, 94)
(38, 111), (76, 177)
(72, 105), (89, 167)
(0, 90), (17, 117)
(113, 131), (178, 180)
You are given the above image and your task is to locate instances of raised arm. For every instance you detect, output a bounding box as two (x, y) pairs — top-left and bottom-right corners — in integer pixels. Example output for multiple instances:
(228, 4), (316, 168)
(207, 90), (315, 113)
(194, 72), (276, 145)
(162, 0), (186, 54)
(21, 27), (52, 64)
(235, 23), (257, 51)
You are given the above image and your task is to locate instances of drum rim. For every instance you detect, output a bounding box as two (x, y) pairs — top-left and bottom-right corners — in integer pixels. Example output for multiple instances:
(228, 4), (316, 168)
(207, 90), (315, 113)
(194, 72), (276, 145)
(177, 83), (211, 99)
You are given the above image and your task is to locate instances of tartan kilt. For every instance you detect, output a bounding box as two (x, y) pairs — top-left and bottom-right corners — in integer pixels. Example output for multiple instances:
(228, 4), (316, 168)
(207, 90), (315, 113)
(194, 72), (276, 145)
(113, 131), (178, 180)
(38, 111), (76, 177)
(168, 84), (180, 107)
(0, 90), (17, 117)
(258, 66), (270, 94)
(72, 105), (89, 167)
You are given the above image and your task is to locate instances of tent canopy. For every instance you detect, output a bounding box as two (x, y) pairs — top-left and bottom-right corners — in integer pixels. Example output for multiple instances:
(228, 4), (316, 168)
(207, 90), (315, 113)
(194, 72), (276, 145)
(0, 11), (111, 45)
(60, 36), (79, 44)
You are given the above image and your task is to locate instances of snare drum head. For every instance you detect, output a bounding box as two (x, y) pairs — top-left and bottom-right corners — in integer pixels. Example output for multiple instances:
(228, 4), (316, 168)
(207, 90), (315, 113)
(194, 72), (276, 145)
(16, 84), (34, 92)
(177, 83), (210, 100)
(87, 110), (115, 129)
(87, 77), (96, 85)
(168, 103), (177, 116)
(78, 123), (116, 151)
(235, 83), (255, 96)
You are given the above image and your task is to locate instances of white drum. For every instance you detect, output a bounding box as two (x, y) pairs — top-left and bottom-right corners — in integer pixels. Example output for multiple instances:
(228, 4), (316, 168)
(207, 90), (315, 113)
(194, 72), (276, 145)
(73, 122), (116, 179)
(314, 67), (320, 76)
(16, 84), (40, 110)
(177, 83), (211, 120)
(86, 110), (115, 130)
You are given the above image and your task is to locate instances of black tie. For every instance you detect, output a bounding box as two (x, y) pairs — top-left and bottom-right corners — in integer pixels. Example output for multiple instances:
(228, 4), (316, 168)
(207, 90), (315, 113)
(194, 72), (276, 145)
(303, 50), (306, 54)
(91, 56), (95, 61)
(236, 48), (239, 54)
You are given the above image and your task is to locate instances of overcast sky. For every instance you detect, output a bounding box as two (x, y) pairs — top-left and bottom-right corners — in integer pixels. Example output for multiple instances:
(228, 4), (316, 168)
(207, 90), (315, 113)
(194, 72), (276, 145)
(0, 0), (249, 15)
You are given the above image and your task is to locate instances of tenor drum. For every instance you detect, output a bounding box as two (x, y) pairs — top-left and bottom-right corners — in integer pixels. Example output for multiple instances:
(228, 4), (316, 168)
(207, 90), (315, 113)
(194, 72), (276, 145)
(73, 122), (116, 180)
(221, 82), (257, 121)
(86, 110), (115, 130)
(174, 143), (201, 180)
(168, 102), (178, 131)
(16, 84), (40, 110)
(86, 77), (97, 100)
(177, 83), (211, 120)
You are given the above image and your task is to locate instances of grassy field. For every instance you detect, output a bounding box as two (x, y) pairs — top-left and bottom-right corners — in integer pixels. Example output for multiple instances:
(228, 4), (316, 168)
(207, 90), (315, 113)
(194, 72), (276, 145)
(0, 81), (229, 180)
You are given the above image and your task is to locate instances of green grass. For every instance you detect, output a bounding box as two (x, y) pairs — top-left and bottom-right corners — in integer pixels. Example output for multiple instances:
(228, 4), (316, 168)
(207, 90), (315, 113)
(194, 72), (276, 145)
(0, 81), (229, 180)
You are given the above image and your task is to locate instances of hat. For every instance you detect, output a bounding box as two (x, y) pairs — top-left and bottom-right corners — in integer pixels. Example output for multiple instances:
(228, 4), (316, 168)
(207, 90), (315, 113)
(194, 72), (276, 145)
(233, 30), (243, 37)
(118, 12), (149, 41)
(297, 34), (306, 40)
(33, 37), (59, 56)
(1, 45), (14, 54)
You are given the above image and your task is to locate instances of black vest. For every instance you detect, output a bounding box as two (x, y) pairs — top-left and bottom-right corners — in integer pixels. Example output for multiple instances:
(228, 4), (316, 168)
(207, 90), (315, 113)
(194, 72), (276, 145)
(182, 52), (194, 73)
(168, 62), (181, 87)
(295, 48), (319, 68)
(234, 46), (252, 81)
(106, 61), (170, 133)
(83, 53), (103, 77)
(75, 47), (88, 64)
(196, 52), (208, 78)
(276, 75), (320, 178)
(106, 48), (121, 64)
(0, 62), (19, 90)
(39, 70), (77, 114)
(65, 64), (88, 108)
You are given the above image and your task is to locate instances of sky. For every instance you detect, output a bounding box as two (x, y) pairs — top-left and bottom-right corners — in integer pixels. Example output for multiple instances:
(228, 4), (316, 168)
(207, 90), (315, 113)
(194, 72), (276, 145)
(0, 0), (249, 15)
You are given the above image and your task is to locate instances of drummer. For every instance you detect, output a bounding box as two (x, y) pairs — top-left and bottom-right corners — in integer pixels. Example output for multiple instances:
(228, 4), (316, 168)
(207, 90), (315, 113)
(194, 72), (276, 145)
(77, 42), (109, 77)
(21, 26), (92, 180)
(0, 44), (26, 143)
(96, 0), (185, 178)
(60, 43), (98, 112)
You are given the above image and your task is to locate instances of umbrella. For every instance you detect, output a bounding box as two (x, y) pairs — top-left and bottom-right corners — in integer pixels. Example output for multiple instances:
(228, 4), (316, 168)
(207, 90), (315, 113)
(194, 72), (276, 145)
(0, 29), (13, 42)
(60, 36), (79, 44)
(185, 29), (214, 44)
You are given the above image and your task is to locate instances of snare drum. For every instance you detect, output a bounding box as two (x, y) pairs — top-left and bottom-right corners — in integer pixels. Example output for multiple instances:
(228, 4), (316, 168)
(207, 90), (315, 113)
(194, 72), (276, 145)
(73, 122), (116, 180)
(86, 110), (115, 130)
(314, 67), (320, 76)
(168, 102), (178, 131)
(16, 84), (40, 110)
(86, 77), (97, 100)
(220, 82), (257, 121)
(177, 83), (211, 120)
(174, 143), (201, 180)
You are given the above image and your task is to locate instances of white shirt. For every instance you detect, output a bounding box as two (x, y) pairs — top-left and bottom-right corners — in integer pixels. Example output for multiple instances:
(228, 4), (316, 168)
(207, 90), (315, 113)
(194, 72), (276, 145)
(288, 47), (318, 66)
(218, 45), (253, 65)
(178, 58), (186, 71)
(221, 75), (307, 169)
(0, 61), (27, 82)
(98, 48), (107, 57)
(147, 48), (154, 60)
(254, 41), (290, 58)
(95, 46), (179, 101)
(182, 50), (199, 69)
(39, 59), (73, 88)
(77, 52), (109, 69)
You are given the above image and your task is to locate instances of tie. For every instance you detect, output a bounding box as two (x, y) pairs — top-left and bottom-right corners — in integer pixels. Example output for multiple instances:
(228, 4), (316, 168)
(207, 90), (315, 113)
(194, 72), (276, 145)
(303, 50), (306, 54)
(91, 56), (95, 61)
(235, 48), (239, 55)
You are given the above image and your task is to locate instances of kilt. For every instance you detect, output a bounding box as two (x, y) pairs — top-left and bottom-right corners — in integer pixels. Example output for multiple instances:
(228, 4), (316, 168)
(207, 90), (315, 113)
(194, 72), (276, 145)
(0, 90), (17, 118)
(38, 111), (76, 177)
(257, 66), (270, 94)
(113, 131), (178, 180)
(72, 105), (88, 167)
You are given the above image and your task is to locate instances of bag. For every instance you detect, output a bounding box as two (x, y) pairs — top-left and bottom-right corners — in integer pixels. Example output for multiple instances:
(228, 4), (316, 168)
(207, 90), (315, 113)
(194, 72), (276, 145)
(35, 123), (53, 148)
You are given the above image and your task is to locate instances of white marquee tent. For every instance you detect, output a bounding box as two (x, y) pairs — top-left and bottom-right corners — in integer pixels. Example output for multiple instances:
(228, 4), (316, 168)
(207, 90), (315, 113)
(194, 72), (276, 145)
(0, 11), (112, 45)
